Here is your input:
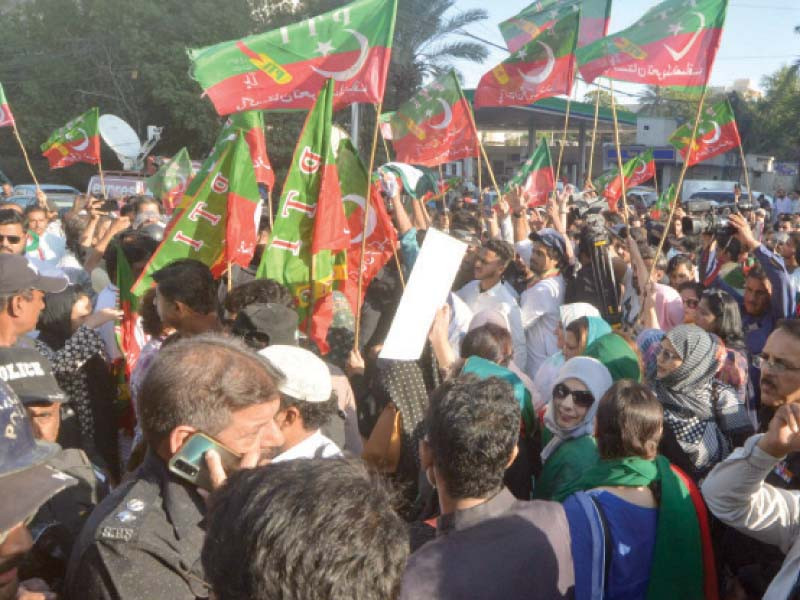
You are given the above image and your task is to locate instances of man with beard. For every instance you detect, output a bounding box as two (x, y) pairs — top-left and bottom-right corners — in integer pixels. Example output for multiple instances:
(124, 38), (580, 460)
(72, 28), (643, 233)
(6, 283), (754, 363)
(0, 210), (26, 256)
(703, 320), (800, 599)
(713, 214), (795, 409)
(520, 229), (567, 380)
(456, 239), (525, 369)
(0, 379), (78, 600)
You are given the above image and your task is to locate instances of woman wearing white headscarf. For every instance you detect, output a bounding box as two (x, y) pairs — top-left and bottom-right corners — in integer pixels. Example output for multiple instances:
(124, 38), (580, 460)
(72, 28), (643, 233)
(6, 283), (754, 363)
(533, 356), (614, 501)
(530, 303), (601, 414)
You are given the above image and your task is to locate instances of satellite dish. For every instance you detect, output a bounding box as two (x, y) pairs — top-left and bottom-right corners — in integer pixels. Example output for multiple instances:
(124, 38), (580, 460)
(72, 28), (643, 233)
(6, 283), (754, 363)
(99, 114), (142, 171)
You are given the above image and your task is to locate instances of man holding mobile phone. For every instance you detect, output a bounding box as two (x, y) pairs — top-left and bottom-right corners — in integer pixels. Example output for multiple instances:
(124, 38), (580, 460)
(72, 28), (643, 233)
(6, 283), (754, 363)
(65, 334), (285, 600)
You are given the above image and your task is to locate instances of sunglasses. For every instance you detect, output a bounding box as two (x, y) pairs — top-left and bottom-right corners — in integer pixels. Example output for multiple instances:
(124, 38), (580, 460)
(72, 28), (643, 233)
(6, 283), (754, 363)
(683, 298), (699, 308)
(553, 382), (595, 408)
(0, 234), (21, 244)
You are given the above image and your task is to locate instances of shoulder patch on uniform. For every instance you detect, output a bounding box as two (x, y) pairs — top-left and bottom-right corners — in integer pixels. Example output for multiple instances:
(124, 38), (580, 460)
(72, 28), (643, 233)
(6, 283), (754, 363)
(99, 526), (135, 542)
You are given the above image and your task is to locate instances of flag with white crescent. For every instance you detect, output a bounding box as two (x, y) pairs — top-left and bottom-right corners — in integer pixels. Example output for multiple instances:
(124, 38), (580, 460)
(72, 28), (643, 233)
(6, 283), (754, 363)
(576, 0), (728, 88)
(188, 0), (397, 114)
(40, 107), (100, 169)
(382, 70), (479, 167)
(603, 149), (656, 211)
(669, 99), (741, 167)
(0, 83), (14, 128)
(475, 11), (579, 108)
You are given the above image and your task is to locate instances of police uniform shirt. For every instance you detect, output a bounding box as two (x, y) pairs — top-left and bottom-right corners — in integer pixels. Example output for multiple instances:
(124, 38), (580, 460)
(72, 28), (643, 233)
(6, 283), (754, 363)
(64, 450), (209, 600)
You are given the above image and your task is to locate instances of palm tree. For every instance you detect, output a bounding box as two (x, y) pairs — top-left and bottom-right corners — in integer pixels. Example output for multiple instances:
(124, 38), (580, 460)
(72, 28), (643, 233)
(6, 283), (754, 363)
(385, 0), (488, 109)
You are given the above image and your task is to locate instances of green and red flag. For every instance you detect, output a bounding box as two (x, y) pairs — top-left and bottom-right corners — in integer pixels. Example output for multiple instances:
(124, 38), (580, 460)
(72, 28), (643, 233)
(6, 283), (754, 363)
(577, 0), (728, 88)
(669, 99), (741, 167)
(189, 0), (397, 114)
(40, 107), (100, 169)
(382, 71), (479, 167)
(257, 79), (349, 354)
(505, 137), (554, 206)
(145, 148), (194, 214)
(378, 162), (438, 200)
(500, 0), (611, 53)
(476, 11), (579, 108)
(0, 83), (14, 128)
(334, 133), (396, 316)
(603, 149), (656, 211)
(132, 131), (261, 296)
(650, 183), (675, 220)
(230, 110), (274, 188)
(114, 243), (144, 377)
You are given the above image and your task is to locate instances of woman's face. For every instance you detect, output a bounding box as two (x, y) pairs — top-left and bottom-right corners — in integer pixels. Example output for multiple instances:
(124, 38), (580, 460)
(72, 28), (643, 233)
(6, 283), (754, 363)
(552, 378), (591, 429)
(555, 321), (566, 350)
(70, 295), (93, 332)
(563, 330), (581, 360)
(656, 338), (683, 379)
(680, 288), (699, 324)
(694, 297), (716, 332)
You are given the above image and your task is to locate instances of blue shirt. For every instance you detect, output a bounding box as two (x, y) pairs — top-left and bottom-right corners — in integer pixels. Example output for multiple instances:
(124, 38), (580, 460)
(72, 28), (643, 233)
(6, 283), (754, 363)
(564, 490), (658, 600)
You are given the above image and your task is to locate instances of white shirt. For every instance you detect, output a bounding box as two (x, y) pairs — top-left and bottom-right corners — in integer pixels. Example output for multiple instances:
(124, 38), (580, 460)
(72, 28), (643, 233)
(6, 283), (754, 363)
(26, 231), (66, 267)
(447, 292), (473, 358)
(519, 274), (565, 380)
(775, 196), (794, 216)
(271, 430), (343, 463)
(456, 279), (526, 369)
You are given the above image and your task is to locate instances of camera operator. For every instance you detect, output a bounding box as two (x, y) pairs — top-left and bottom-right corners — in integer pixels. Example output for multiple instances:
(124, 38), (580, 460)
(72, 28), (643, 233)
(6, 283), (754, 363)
(710, 214), (795, 412)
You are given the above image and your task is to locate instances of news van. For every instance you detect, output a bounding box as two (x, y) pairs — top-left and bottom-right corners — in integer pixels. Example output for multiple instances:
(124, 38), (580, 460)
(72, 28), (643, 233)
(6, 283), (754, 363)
(86, 173), (152, 199)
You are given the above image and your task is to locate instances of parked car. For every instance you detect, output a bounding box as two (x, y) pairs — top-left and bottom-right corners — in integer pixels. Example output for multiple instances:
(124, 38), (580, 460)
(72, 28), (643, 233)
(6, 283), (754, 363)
(627, 186), (658, 212)
(13, 183), (80, 212)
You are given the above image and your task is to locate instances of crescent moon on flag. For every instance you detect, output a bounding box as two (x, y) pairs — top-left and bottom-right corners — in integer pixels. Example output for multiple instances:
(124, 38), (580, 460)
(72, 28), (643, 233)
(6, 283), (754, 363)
(701, 120), (721, 144)
(520, 42), (555, 85)
(344, 193), (377, 244)
(429, 99), (453, 130)
(634, 160), (648, 176)
(72, 128), (90, 151)
(311, 29), (369, 81)
(664, 11), (706, 62)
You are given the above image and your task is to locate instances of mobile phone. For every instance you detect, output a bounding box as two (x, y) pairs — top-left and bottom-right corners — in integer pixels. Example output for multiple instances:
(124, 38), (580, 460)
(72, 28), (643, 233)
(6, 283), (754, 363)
(168, 432), (241, 491)
(99, 199), (119, 212)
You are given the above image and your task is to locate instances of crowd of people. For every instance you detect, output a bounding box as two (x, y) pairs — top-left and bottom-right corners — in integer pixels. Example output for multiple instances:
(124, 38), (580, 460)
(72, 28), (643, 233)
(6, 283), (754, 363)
(2, 176), (800, 600)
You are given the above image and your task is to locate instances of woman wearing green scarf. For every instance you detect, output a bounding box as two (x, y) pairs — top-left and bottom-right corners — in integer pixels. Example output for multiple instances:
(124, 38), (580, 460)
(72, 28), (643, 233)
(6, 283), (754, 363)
(562, 380), (717, 600)
(533, 357), (613, 501)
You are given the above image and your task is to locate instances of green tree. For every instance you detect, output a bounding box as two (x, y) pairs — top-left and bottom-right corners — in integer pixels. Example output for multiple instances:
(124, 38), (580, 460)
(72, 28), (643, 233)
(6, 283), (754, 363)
(746, 65), (800, 161)
(582, 89), (614, 109)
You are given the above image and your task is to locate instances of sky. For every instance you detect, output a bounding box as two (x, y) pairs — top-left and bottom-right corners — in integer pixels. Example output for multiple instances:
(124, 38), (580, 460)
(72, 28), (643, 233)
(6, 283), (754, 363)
(448, 0), (800, 104)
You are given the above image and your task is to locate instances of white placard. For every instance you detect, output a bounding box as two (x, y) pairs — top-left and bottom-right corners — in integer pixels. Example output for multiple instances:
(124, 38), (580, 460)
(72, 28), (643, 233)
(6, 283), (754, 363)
(379, 228), (468, 361)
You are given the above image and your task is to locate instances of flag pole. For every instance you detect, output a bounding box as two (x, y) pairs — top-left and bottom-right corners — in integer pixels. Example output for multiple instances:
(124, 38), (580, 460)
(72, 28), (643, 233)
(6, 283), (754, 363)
(354, 101), (383, 351)
(10, 122), (40, 191)
(438, 164), (447, 214)
(382, 135), (392, 163)
(267, 189), (274, 229)
(586, 85), (601, 187)
(646, 87), (709, 286)
(97, 154), (107, 199)
(552, 94), (573, 201)
(609, 80), (630, 224)
(227, 260), (233, 293)
(728, 103), (753, 203)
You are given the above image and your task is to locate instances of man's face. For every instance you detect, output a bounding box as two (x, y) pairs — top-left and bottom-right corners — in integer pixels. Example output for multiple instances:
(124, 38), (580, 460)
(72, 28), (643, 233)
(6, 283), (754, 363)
(13, 290), (45, 335)
(759, 329), (800, 407)
(779, 221), (792, 233)
(26, 403), (61, 443)
(743, 275), (771, 317)
(154, 286), (180, 329)
(777, 189), (786, 199)
(214, 399), (284, 459)
(669, 263), (694, 288)
(0, 224), (24, 255)
(26, 210), (47, 236)
(530, 242), (555, 275)
(473, 248), (504, 282)
(777, 237), (795, 262)
(0, 522), (33, 600)
(0, 184), (11, 198)
(613, 240), (630, 263)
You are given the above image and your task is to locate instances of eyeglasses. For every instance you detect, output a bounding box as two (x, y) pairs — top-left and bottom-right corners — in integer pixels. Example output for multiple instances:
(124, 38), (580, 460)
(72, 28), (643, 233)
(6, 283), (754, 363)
(553, 382), (595, 408)
(0, 234), (21, 244)
(683, 298), (699, 309)
(658, 346), (681, 362)
(753, 354), (800, 373)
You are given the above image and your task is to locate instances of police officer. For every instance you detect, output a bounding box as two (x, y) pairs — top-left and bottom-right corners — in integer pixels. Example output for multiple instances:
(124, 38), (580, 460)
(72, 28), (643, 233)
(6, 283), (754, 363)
(65, 334), (285, 600)
(0, 347), (109, 591)
(0, 378), (77, 600)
